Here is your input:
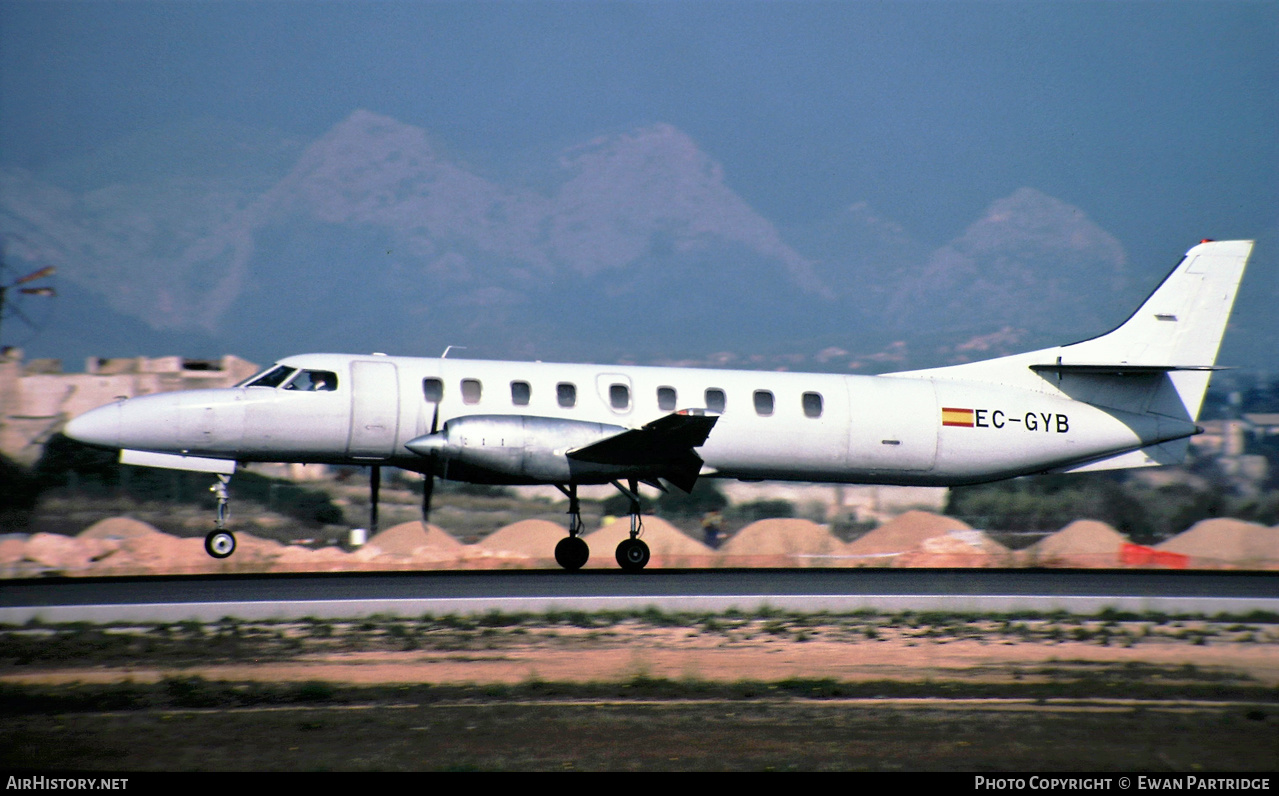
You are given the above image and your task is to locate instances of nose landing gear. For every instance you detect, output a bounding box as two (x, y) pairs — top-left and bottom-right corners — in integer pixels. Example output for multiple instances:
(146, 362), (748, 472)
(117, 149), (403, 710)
(203, 474), (237, 559)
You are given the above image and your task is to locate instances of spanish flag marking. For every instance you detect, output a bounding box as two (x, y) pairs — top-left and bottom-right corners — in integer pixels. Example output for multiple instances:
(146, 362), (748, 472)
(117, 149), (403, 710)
(941, 407), (975, 427)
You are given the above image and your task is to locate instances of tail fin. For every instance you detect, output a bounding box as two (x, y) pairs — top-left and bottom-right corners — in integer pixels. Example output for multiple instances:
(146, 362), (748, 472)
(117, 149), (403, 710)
(895, 239), (1253, 424)
(1042, 239), (1252, 421)
(1056, 239), (1252, 373)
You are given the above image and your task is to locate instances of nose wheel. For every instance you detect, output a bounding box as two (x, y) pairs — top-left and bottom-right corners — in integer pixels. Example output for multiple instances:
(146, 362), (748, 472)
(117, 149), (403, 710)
(204, 529), (237, 559)
(203, 474), (236, 559)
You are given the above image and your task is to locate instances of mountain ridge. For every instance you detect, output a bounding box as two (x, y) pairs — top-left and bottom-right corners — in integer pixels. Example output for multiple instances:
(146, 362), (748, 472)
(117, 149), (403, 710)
(3, 110), (1262, 373)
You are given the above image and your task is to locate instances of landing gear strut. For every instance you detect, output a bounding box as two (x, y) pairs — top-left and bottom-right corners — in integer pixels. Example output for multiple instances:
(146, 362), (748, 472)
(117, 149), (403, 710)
(203, 474), (236, 559)
(553, 484), (590, 571)
(369, 464), (381, 535)
(611, 478), (650, 573)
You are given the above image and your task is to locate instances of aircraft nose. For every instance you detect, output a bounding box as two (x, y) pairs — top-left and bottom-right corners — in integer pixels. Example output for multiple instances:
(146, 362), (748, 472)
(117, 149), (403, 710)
(64, 403), (122, 449)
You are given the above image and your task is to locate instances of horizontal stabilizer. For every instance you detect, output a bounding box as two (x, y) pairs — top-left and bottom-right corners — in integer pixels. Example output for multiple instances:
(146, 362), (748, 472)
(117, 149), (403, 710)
(1029, 363), (1225, 377)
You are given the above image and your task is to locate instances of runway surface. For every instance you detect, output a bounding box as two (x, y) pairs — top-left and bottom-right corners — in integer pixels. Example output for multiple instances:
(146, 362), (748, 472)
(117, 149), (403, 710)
(1, 568), (1276, 622)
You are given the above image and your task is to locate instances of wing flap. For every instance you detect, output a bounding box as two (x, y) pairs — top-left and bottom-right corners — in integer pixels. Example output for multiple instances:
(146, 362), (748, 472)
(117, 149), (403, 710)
(567, 411), (718, 491)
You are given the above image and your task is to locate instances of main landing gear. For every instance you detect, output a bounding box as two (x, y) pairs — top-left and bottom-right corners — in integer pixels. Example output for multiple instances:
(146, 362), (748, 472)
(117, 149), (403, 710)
(553, 484), (590, 571)
(552, 480), (651, 573)
(203, 474), (236, 559)
(612, 479), (650, 573)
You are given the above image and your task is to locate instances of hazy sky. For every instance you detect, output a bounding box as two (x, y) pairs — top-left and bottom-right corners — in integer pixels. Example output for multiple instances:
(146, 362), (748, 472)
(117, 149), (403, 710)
(2, 1), (1276, 258)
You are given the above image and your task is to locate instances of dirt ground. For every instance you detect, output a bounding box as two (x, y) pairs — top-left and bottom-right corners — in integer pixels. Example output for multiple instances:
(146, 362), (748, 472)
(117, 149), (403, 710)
(5, 617), (1277, 688)
(8, 511), (1278, 577)
(3, 615), (1277, 771)
(216, 631), (1279, 687)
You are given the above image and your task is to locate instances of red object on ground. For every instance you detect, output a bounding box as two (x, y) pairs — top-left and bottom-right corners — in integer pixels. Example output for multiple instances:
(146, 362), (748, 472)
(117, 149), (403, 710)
(1121, 543), (1189, 569)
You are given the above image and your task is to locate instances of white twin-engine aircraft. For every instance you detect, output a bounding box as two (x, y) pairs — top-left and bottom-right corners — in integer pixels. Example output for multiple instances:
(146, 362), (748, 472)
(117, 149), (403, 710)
(65, 239), (1253, 571)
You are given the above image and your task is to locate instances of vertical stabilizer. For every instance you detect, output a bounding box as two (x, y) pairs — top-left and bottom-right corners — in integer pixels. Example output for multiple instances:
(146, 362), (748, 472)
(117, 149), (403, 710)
(1061, 239), (1252, 370)
(1049, 239), (1252, 421)
(893, 240), (1253, 428)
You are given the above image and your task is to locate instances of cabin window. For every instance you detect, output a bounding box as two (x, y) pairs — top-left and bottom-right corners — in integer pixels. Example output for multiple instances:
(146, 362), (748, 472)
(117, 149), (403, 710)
(423, 378), (444, 403)
(285, 370), (338, 392)
(246, 365), (296, 389)
(802, 392), (824, 418)
(511, 381), (531, 406)
(753, 390), (774, 416)
(609, 383), (630, 411)
(557, 382), (577, 408)
(705, 388), (726, 413)
(461, 378), (482, 405)
(657, 386), (677, 411)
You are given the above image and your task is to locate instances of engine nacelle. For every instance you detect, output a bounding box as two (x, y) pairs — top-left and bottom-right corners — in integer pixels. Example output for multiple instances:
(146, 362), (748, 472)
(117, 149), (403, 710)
(405, 414), (638, 484)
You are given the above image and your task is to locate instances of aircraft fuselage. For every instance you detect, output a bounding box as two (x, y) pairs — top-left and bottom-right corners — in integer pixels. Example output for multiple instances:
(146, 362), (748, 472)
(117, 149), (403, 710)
(60, 239), (1254, 570)
(66, 352), (1196, 488)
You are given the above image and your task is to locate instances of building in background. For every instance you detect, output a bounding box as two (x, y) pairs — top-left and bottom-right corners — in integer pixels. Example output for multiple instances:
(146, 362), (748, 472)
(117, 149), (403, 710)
(0, 348), (258, 466)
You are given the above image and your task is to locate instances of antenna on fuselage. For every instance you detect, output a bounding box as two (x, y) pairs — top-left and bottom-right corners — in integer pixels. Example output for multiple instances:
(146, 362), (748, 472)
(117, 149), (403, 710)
(441, 345), (466, 359)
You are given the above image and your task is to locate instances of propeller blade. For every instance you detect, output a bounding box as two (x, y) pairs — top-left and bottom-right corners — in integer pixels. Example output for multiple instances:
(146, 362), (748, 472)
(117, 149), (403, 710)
(15, 265), (55, 285)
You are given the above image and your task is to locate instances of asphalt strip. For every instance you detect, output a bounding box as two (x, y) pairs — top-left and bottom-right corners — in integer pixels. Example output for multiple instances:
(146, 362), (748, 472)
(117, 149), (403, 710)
(3, 593), (1277, 624)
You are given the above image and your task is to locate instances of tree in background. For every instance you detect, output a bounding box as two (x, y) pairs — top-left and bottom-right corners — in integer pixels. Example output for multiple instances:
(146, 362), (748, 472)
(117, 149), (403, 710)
(942, 470), (1279, 545)
(10, 434), (344, 532)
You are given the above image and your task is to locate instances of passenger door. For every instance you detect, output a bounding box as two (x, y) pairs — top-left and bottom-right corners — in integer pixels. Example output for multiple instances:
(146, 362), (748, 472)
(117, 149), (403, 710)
(347, 360), (400, 459)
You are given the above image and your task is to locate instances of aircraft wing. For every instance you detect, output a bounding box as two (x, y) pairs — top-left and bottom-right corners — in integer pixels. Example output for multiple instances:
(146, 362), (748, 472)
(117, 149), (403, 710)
(567, 411), (718, 491)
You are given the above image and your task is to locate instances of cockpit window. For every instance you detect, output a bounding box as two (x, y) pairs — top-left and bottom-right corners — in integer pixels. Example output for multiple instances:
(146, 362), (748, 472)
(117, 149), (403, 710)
(284, 370), (338, 392)
(245, 365), (297, 388)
